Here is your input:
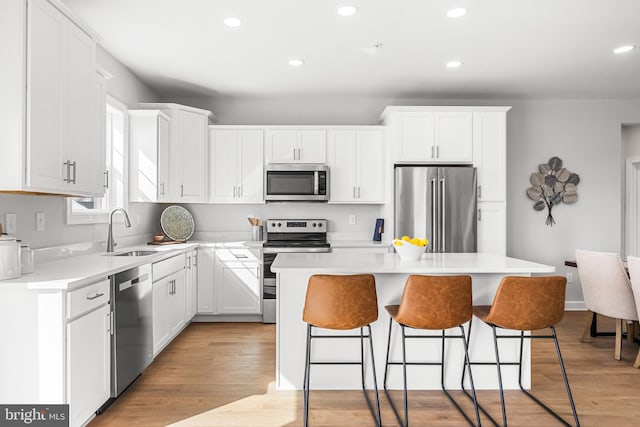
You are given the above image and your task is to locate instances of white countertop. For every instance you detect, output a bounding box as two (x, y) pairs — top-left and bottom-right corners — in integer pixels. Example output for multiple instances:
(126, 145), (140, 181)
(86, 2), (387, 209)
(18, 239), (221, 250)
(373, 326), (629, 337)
(2, 243), (199, 291)
(329, 240), (391, 248)
(271, 252), (555, 274)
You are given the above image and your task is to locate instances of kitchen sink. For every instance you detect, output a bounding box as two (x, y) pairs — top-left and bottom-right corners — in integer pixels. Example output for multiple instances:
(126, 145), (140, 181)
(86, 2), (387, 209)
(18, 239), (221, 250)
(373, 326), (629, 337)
(112, 250), (158, 257)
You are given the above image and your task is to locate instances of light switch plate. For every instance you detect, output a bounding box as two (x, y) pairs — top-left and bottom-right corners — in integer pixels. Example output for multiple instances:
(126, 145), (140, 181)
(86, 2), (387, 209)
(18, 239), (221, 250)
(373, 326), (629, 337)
(349, 214), (357, 225)
(5, 213), (17, 234)
(566, 272), (573, 283)
(36, 212), (46, 232)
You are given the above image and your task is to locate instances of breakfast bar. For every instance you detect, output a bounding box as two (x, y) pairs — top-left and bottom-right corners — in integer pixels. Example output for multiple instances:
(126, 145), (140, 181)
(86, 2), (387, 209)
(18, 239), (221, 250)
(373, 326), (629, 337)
(271, 252), (555, 391)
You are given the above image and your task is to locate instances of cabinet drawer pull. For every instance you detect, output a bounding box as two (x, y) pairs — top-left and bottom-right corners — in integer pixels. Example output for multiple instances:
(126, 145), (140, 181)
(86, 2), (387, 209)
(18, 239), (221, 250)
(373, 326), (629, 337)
(478, 208), (482, 221)
(86, 292), (105, 300)
(104, 170), (109, 188)
(297, 148), (301, 160)
(64, 160), (71, 183)
(478, 185), (482, 199)
(234, 254), (248, 259)
(180, 185), (184, 197)
(160, 182), (165, 195)
(293, 147), (296, 160)
(70, 161), (77, 184)
(436, 145), (440, 158)
(357, 187), (361, 199)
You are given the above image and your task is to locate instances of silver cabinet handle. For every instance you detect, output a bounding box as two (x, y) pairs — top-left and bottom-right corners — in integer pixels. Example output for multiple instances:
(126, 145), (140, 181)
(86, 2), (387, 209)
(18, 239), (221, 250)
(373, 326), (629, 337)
(293, 147), (296, 160)
(86, 292), (104, 300)
(109, 311), (114, 335)
(478, 208), (482, 221)
(353, 186), (356, 199)
(70, 161), (77, 184)
(233, 186), (236, 198)
(180, 185), (184, 197)
(431, 146), (435, 159)
(297, 148), (301, 160)
(478, 185), (482, 199)
(238, 186), (242, 198)
(64, 160), (71, 183)
(187, 256), (191, 269)
(160, 182), (165, 195)
(234, 253), (248, 259)
(357, 187), (361, 199)
(440, 178), (446, 252)
(104, 170), (109, 188)
(436, 145), (440, 158)
(431, 178), (437, 253)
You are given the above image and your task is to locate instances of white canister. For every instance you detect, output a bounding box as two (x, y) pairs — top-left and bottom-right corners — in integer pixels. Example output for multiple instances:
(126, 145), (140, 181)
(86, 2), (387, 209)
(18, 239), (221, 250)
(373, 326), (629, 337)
(20, 243), (35, 275)
(0, 236), (21, 280)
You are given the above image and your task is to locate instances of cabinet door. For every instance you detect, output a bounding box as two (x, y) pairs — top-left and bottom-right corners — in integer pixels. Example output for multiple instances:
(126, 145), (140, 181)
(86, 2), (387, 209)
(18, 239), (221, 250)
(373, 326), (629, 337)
(197, 249), (215, 314)
(356, 130), (384, 203)
(237, 130), (264, 202)
(157, 115), (170, 201)
(174, 110), (208, 202)
(90, 72), (107, 197)
(65, 21), (97, 195)
(26, 0), (67, 191)
(169, 270), (186, 336)
(266, 130), (297, 163)
(434, 112), (473, 163)
(210, 129), (238, 202)
(328, 131), (357, 202)
(67, 304), (110, 427)
(298, 130), (326, 163)
(152, 277), (171, 356)
(477, 201), (506, 255)
(398, 113), (434, 161)
(214, 249), (261, 314)
(473, 112), (506, 201)
(189, 251), (198, 318)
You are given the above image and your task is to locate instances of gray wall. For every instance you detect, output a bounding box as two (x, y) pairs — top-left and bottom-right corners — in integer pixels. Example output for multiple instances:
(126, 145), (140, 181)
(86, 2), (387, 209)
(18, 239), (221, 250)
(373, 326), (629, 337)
(164, 94), (640, 307)
(0, 47), (161, 249)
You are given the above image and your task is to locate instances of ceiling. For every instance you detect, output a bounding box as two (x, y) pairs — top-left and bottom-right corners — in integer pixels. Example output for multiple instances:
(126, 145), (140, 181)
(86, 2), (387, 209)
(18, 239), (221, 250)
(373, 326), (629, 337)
(63, 0), (640, 99)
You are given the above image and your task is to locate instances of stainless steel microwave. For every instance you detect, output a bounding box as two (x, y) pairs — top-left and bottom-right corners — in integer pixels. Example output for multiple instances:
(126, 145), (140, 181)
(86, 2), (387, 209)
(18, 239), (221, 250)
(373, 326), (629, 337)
(265, 164), (329, 202)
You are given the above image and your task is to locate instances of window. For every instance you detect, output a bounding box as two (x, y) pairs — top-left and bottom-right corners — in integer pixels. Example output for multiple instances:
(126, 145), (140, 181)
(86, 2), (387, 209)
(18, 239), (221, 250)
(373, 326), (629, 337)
(65, 96), (129, 224)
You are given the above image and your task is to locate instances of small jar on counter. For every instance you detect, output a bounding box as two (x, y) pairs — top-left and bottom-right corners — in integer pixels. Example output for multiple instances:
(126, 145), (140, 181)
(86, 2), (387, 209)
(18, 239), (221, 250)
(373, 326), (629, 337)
(20, 243), (35, 275)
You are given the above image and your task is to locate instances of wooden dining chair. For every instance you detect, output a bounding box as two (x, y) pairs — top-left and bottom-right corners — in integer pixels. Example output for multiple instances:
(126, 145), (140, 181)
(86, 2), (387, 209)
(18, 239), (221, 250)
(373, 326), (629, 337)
(575, 249), (638, 361)
(622, 256), (640, 368)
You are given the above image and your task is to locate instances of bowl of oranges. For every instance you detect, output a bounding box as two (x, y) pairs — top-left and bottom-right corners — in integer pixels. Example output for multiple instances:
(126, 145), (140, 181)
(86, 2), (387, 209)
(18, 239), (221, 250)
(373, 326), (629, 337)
(393, 236), (429, 261)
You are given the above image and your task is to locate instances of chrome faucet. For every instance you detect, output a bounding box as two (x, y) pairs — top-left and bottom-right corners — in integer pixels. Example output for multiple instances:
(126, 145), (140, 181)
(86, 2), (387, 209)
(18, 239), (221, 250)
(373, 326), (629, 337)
(107, 208), (132, 252)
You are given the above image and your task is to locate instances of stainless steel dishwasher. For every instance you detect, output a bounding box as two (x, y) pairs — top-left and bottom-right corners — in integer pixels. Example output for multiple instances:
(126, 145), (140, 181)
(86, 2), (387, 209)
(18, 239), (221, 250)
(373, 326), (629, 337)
(110, 264), (153, 397)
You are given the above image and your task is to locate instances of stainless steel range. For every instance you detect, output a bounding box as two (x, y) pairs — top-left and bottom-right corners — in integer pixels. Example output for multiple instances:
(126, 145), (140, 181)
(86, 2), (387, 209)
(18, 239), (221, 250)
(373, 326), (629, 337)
(262, 219), (330, 323)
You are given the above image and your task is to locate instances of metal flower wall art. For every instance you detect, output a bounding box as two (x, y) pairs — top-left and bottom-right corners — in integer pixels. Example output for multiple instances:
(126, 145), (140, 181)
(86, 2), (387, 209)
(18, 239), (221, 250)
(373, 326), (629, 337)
(526, 157), (580, 226)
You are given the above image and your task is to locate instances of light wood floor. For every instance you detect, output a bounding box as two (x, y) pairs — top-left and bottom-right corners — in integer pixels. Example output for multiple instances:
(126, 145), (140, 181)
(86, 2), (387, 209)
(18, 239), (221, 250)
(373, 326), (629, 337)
(89, 312), (640, 427)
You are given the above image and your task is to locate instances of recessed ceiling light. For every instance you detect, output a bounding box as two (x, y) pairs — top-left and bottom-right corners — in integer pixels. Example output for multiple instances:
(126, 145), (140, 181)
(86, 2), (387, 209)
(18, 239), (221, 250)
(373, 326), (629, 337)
(446, 61), (463, 68)
(613, 45), (635, 54)
(288, 58), (305, 67)
(447, 7), (467, 18)
(224, 17), (242, 27)
(337, 5), (358, 17)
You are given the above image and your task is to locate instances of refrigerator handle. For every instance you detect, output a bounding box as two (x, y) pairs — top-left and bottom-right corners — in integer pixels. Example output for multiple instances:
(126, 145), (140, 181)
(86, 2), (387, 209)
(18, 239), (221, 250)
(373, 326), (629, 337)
(431, 178), (437, 253)
(440, 178), (446, 252)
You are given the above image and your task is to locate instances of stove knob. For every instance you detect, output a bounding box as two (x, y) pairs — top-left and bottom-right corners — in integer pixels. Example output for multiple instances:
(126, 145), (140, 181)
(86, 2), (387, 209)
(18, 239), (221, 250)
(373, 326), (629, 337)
(318, 223), (323, 227)
(312, 223), (317, 228)
(277, 222), (282, 227)
(271, 222), (276, 227)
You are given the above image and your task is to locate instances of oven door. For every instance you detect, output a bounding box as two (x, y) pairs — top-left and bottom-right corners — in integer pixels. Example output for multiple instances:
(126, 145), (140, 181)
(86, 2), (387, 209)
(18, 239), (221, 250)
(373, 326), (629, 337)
(262, 252), (277, 324)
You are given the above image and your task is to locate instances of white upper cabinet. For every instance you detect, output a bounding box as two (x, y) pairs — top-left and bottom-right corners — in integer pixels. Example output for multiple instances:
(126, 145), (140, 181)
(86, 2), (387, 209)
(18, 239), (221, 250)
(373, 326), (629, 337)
(129, 110), (170, 202)
(210, 128), (264, 203)
(381, 108), (473, 164)
(266, 129), (326, 163)
(328, 129), (384, 203)
(138, 103), (213, 203)
(0, 0), (102, 196)
(473, 111), (506, 201)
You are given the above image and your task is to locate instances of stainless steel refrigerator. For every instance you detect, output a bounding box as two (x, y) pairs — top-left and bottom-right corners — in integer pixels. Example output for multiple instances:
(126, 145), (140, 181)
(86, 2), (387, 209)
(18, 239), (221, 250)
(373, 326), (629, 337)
(395, 166), (477, 253)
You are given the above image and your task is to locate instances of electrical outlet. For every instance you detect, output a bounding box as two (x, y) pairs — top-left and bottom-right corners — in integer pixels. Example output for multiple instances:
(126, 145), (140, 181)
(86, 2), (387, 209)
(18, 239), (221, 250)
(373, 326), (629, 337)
(5, 213), (17, 234)
(349, 214), (357, 225)
(36, 212), (45, 232)
(566, 272), (573, 283)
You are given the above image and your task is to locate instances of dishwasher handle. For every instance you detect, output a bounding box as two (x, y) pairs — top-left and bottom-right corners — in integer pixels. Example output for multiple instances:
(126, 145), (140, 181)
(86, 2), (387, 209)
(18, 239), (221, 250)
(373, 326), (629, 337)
(118, 274), (149, 292)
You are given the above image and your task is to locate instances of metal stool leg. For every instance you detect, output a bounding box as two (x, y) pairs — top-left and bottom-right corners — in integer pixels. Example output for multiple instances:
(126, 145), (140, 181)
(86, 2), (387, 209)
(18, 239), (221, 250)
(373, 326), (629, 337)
(367, 324), (382, 427)
(491, 326), (508, 427)
(461, 325), (481, 427)
(384, 317), (407, 426)
(552, 326), (580, 427)
(303, 324), (312, 427)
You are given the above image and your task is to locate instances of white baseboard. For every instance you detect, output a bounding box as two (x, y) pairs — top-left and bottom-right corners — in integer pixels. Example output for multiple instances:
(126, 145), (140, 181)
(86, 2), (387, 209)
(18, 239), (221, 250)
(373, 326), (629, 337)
(193, 314), (264, 323)
(565, 301), (586, 311)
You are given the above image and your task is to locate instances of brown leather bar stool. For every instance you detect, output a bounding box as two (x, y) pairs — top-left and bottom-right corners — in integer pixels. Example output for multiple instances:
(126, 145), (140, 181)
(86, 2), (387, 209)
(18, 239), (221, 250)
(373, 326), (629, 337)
(464, 276), (579, 427)
(383, 275), (481, 427)
(302, 274), (381, 427)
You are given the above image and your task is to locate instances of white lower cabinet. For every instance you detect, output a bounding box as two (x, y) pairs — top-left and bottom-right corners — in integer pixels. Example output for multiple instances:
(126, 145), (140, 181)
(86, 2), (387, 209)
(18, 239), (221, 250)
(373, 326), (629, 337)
(214, 247), (261, 314)
(197, 248), (215, 314)
(66, 278), (111, 427)
(477, 201), (506, 255)
(185, 250), (198, 321)
(152, 255), (186, 356)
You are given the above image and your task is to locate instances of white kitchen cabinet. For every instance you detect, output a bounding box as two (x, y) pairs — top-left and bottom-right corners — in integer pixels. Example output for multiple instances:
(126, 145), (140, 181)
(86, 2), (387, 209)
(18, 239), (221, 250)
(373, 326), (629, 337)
(214, 247), (261, 314)
(152, 254), (187, 356)
(138, 103), (213, 203)
(381, 109), (473, 164)
(129, 110), (170, 202)
(328, 129), (384, 203)
(473, 111), (507, 202)
(0, 0), (102, 196)
(197, 248), (215, 314)
(185, 250), (198, 321)
(477, 201), (506, 255)
(210, 128), (264, 203)
(66, 278), (111, 427)
(266, 129), (326, 163)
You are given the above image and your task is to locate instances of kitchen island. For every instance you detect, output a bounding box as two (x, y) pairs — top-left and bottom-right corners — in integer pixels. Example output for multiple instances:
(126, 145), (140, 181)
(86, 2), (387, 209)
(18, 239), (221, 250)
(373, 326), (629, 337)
(271, 252), (555, 391)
